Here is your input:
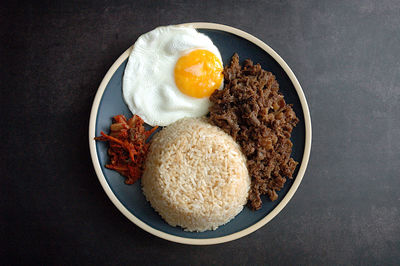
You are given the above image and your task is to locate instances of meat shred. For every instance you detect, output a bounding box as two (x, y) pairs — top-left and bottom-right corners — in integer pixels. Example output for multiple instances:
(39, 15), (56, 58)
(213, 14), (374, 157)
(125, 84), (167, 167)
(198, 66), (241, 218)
(209, 54), (299, 210)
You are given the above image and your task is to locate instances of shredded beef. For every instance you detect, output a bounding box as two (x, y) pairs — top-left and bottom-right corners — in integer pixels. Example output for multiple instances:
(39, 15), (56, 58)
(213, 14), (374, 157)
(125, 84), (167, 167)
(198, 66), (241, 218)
(209, 53), (299, 210)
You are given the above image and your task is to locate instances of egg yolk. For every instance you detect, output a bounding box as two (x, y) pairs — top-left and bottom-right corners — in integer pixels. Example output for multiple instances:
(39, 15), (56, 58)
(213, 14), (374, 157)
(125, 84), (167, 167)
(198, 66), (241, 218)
(174, 49), (223, 98)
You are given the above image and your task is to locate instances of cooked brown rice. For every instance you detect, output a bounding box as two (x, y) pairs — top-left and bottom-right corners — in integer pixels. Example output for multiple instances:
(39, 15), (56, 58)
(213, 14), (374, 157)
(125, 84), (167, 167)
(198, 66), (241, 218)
(141, 117), (250, 232)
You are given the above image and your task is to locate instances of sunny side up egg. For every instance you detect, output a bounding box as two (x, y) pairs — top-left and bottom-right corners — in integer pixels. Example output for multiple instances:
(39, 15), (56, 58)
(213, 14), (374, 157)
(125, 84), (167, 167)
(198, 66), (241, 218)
(122, 26), (223, 126)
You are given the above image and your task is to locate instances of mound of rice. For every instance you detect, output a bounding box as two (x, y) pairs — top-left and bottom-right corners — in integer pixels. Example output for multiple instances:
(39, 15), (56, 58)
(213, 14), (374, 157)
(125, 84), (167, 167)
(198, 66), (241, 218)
(142, 117), (250, 232)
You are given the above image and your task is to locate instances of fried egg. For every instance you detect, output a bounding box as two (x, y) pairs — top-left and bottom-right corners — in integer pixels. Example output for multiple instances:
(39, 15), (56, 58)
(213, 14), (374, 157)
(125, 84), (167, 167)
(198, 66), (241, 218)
(122, 25), (223, 126)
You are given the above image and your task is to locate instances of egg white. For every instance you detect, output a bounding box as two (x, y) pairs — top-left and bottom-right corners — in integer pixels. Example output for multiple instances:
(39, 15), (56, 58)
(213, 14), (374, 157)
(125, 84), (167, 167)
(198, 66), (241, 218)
(122, 25), (223, 126)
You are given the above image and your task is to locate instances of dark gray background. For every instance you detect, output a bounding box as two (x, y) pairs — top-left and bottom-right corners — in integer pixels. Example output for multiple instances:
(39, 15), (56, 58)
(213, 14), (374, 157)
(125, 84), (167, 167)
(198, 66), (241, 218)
(1, 0), (399, 265)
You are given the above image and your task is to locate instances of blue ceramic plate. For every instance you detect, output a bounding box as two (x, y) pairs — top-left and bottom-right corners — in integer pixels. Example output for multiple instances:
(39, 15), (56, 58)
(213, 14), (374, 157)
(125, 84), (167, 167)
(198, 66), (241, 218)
(89, 23), (311, 245)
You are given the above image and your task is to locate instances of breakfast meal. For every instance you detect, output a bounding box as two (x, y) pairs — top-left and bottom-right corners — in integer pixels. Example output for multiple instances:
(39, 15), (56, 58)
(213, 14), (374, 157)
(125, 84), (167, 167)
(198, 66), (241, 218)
(95, 25), (299, 231)
(209, 54), (299, 210)
(141, 117), (250, 232)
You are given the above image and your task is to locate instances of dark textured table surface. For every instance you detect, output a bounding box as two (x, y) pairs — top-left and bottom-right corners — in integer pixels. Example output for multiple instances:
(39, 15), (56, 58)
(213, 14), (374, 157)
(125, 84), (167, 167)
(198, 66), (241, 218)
(1, 1), (399, 265)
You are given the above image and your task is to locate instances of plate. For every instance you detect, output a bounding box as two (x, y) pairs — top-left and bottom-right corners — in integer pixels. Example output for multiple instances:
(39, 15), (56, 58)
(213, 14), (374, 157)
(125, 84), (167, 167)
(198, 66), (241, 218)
(89, 23), (312, 245)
